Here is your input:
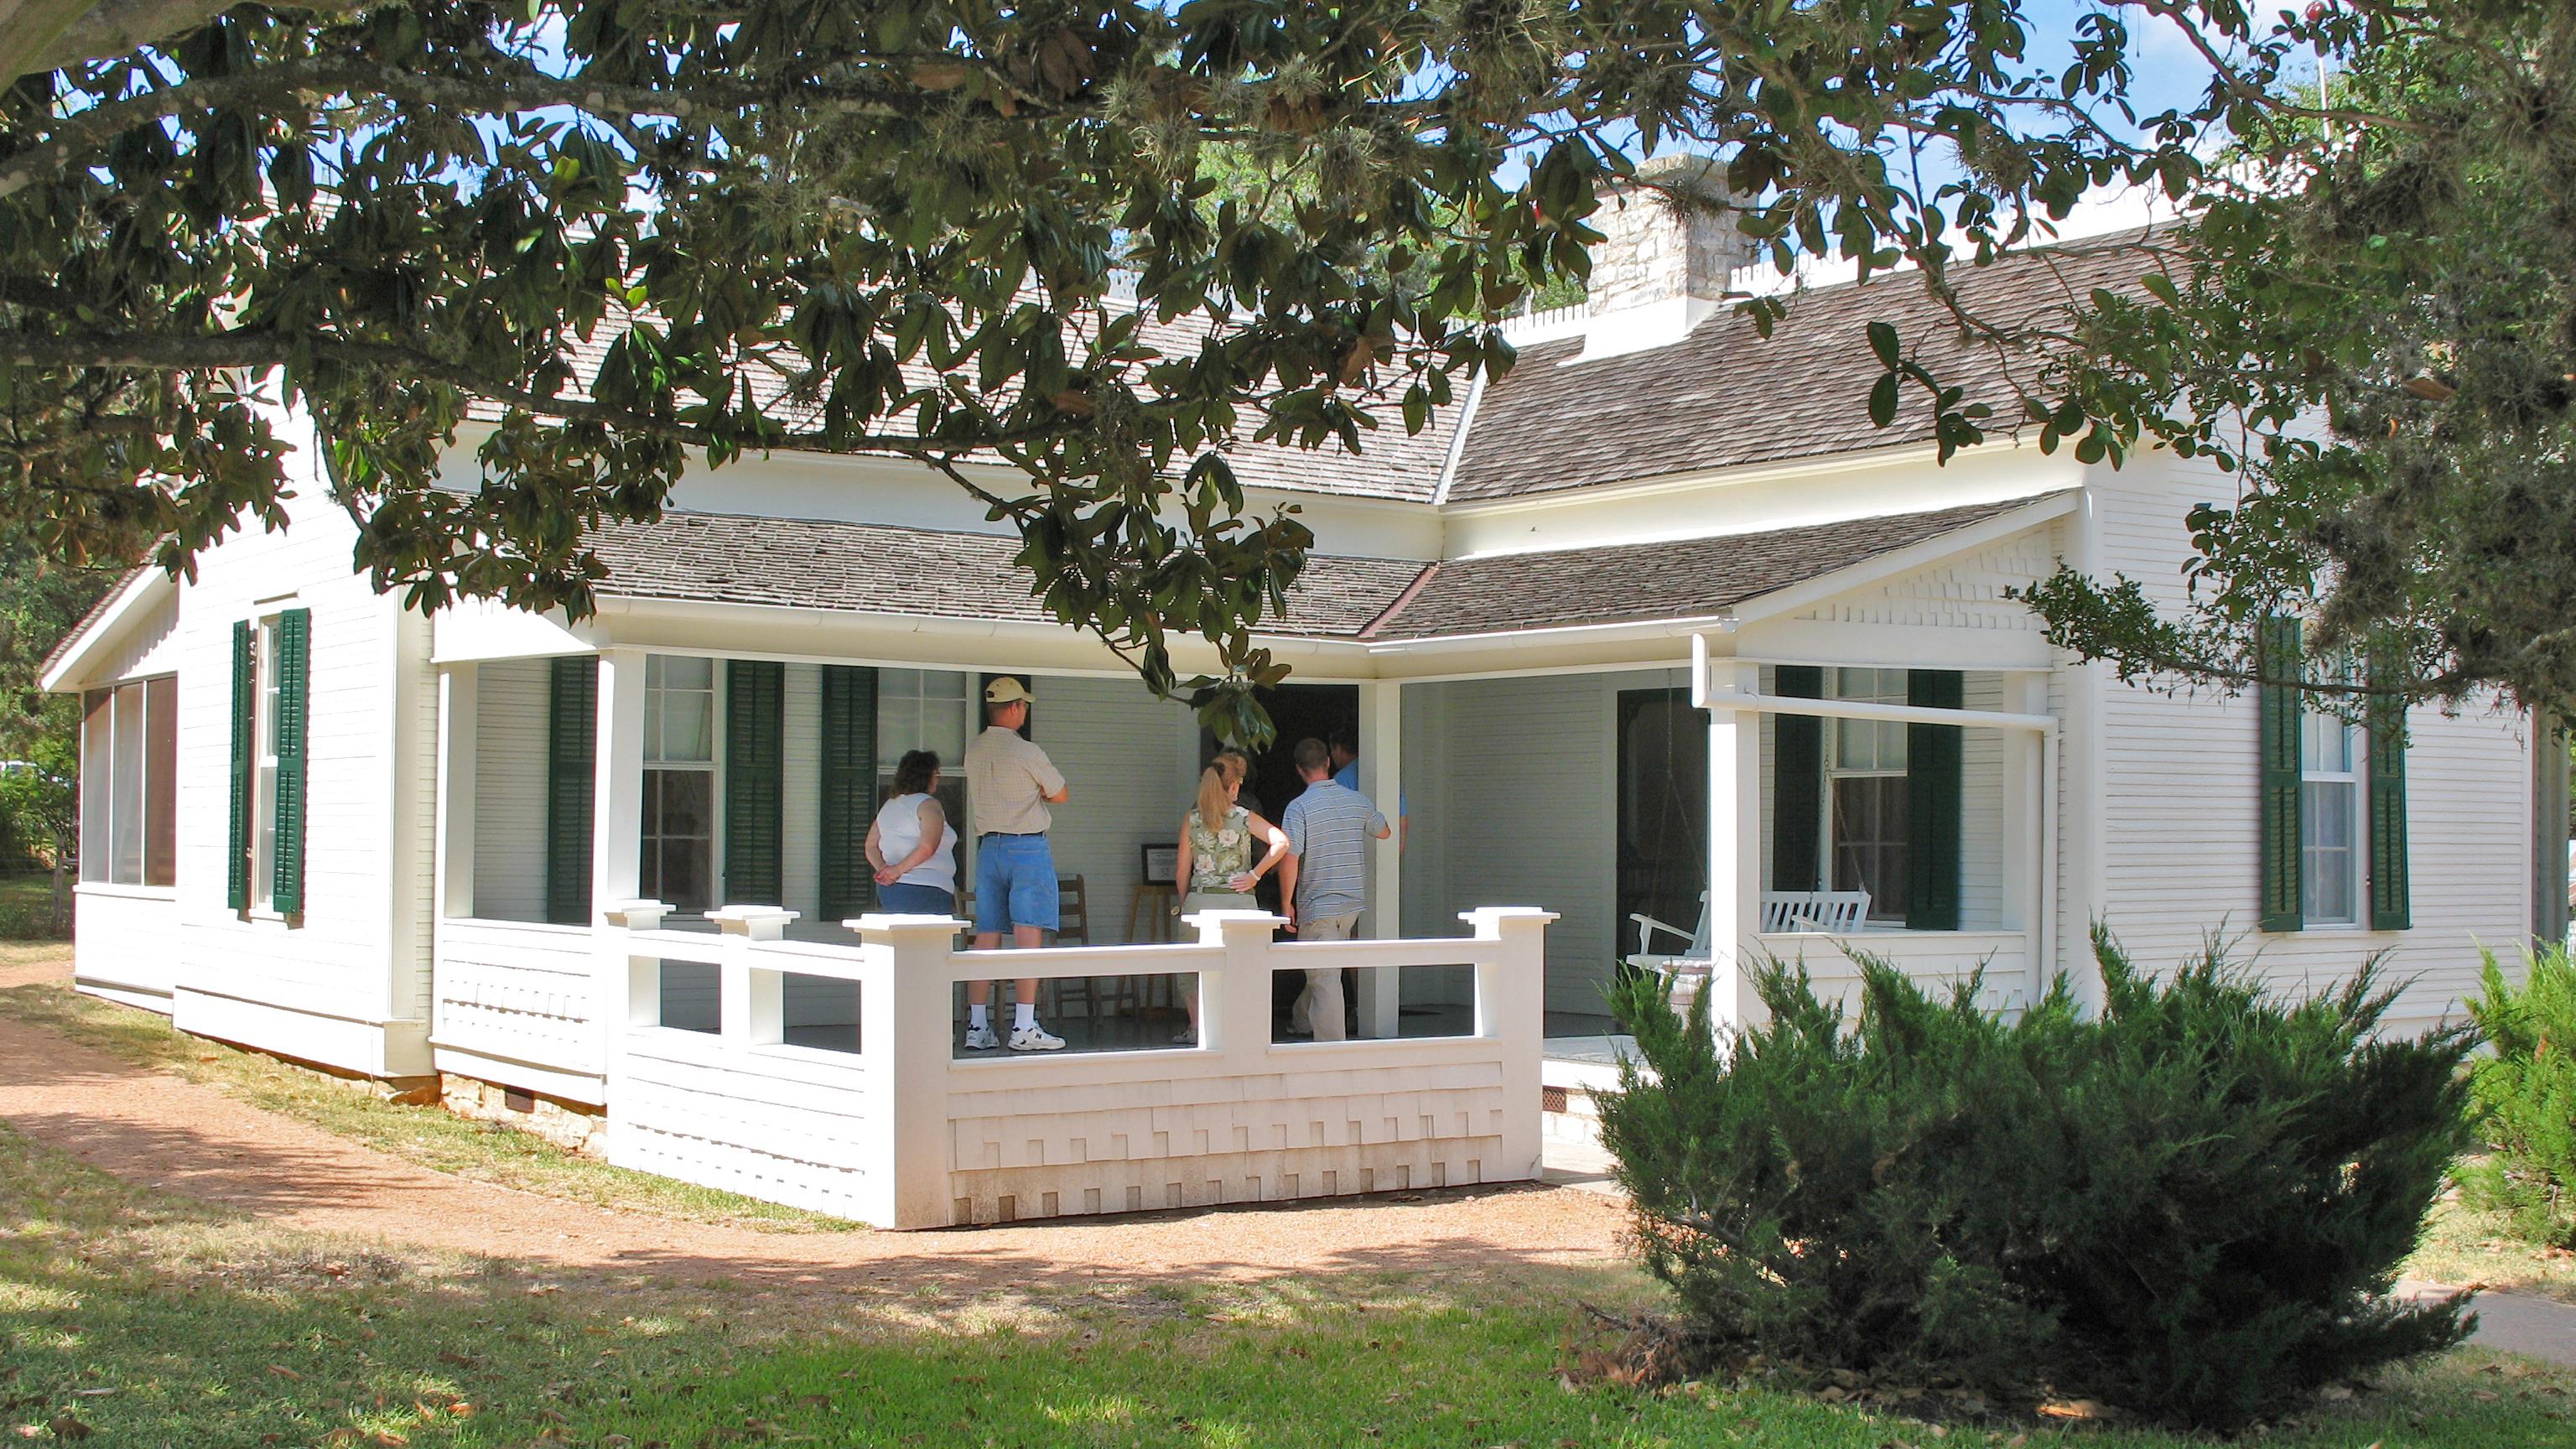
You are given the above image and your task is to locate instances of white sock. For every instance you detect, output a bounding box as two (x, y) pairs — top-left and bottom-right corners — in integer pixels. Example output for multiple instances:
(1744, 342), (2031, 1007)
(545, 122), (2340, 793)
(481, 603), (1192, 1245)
(1014, 1003), (1037, 1031)
(969, 1005), (989, 1030)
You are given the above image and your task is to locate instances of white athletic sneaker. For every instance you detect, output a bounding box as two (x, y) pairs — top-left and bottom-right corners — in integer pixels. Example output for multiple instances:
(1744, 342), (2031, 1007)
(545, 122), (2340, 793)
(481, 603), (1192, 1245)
(1009, 1024), (1067, 1052)
(963, 1024), (1000, 1051)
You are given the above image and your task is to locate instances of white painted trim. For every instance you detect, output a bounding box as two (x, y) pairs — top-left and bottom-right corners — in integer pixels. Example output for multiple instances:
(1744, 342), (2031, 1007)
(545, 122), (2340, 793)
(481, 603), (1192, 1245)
(1439, 439), (1958, 523)
(427, 1043), (609, 1107)
(39, 569), (173, 693)
(1723, 491), (2080, 626)
(75, 978), (175, 1014)
(1698, 690), (2055, 736)
(1428, 371), (1486, 508)
(72, 881), (176, 903)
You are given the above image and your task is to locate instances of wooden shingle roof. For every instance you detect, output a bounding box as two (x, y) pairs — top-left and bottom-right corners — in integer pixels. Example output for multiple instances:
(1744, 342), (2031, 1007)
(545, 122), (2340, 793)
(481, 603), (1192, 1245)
(1450, 240), (2146, 503)
(589, 494), (2063, 643)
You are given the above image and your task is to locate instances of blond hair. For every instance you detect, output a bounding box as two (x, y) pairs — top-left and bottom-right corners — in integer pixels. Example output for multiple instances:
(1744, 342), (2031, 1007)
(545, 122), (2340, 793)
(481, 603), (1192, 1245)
(1194, 762), (1234, 830)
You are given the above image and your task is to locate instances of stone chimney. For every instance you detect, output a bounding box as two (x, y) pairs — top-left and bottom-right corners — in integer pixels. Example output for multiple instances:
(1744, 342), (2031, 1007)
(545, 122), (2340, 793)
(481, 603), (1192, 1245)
(1578, 155), (1758, 361)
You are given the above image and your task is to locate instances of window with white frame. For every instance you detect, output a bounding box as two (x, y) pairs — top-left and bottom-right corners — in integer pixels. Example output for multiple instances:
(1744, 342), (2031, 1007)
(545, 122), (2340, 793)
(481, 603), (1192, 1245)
(1826, 667), (1909, 923)
(78, 676), (177, 887)
(251, 615), (283, 910)
(639, 654), (718, 912)
(875, 667), (973, 828)
(2299, 708), (2365, 925)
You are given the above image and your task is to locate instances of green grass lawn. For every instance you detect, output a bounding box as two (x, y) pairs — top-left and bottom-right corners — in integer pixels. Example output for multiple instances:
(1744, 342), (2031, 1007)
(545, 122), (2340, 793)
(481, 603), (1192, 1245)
(0, 872), (66, 938)
(2406, 1185), (2576, 1306)
(3, 1119), (2573, 1449)
(0, 972), (856, 1234)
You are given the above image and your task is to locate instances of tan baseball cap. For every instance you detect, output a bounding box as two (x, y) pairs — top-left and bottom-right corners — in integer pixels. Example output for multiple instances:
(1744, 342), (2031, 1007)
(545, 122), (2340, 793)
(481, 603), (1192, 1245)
(983, 678), (1033, 704)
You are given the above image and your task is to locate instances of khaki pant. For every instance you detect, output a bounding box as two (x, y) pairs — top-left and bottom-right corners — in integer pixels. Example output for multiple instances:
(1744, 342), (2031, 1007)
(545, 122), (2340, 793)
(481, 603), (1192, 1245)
(1293, 911), (1361, 1041)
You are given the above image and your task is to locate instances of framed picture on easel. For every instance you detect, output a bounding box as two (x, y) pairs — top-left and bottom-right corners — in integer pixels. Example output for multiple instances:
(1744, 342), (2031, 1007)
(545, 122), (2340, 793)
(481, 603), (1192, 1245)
(1140, 842), (1181, 886)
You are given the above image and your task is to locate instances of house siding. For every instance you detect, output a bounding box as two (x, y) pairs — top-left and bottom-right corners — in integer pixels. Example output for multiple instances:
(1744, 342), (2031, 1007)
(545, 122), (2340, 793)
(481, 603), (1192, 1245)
(2085, 452), (2533, 1031)
(1028, 676), (1204, 945)
(1398, 669), (1686, 1016)
(153, 442), (431, 1076)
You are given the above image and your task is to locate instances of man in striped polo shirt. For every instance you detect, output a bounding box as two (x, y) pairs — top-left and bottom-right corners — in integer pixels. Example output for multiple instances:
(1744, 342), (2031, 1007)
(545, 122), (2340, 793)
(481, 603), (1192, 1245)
(1280, 736), (1391, 1042)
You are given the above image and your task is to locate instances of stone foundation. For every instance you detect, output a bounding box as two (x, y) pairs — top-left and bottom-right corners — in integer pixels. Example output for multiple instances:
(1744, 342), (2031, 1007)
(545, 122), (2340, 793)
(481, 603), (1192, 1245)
(439, 1073), (608, 1156)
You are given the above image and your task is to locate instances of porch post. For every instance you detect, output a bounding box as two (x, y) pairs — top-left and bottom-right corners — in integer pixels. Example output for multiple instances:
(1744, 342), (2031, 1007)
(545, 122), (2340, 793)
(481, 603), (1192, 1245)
(433, 663), (478, 922)
(592, 648), (647, 923)
(1357, 679), (1404, 1038)
(1704, 659), (1763, 1035)
(2000, 671), (2048, 1005)
(850, 915), (968, 1228)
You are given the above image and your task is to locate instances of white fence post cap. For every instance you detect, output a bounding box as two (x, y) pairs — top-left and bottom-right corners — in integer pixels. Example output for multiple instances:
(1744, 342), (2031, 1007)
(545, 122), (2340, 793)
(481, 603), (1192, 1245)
(605, 899), (672, 930)
(844, 913), (969, 937)
(706, 905), (802, 940)
(1459, 906), (1561, 932)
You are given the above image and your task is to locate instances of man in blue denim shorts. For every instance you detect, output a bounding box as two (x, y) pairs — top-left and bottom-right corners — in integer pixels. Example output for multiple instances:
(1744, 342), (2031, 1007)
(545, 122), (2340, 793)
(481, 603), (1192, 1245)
(959, 678), (1069, 1051)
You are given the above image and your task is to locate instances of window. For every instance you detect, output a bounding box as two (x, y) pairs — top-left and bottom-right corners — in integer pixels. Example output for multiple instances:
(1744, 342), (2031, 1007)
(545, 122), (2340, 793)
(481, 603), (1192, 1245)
(1826, 668), (1909, 923)
(2299, 709), (2364, 925)
(640, 655), (718, 912)
(876, 667), (972, 828)
(252, 617), (281, 910)
(78, 676), (176, 887)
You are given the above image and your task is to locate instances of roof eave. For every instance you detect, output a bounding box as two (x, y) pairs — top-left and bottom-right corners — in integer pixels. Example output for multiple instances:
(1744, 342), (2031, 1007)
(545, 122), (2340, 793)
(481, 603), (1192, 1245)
(39, 567), (169, 693)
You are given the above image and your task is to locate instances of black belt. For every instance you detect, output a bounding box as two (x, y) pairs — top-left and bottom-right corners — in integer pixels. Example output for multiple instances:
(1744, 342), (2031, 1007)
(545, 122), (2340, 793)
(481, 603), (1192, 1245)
(978, 830), (1045, 839)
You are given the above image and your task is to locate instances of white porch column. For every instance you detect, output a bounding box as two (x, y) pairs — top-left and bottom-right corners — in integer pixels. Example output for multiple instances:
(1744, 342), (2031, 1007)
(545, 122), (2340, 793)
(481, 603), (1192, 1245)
(1357, 679), (1404, 1038)
(593, 648), (647, 925)
(851, 914), (969, 1229)
(1999, 671), (2047, 1005)
(1704, 659), (1763, 1035)
(433, 663), (478, 923)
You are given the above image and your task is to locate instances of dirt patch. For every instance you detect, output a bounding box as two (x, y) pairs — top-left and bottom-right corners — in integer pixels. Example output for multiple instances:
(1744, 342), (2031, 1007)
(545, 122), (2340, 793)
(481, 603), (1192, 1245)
(0, 981), (1627, 1308)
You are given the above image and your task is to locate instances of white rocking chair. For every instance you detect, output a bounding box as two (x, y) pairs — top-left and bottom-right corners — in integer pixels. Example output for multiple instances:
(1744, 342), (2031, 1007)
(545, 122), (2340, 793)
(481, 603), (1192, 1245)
(1758, 890), (1872, 934)
(1626, 894), (1712, 979)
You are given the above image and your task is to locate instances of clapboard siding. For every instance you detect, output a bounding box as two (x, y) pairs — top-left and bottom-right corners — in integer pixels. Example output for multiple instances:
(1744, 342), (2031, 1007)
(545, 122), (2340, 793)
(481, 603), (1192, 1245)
(1398, 670), (1684, 1015)
(1028, 676), (1203, 944)
(2086, 453), (2532, 1029)
(472, 659), (551, 922)
(781, 663), (823, 920)
(143, 424), (434, 1073)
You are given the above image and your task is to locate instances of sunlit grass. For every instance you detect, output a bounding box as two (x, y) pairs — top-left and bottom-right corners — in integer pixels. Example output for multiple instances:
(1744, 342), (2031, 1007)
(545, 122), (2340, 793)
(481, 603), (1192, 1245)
(3, 1120), (2572, 1449)
(2406, 1182), (2576, 1305)
(0, 977), (859, 1233)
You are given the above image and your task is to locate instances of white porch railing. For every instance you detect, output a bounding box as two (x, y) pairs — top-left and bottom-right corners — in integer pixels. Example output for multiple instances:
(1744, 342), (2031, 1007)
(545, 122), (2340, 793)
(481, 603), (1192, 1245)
(429, 917), (610, 1104)
(596, 905), (1555, 1228)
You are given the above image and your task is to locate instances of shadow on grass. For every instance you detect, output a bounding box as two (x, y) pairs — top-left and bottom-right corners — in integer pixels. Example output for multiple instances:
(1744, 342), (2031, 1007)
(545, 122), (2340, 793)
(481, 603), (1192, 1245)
(5, 1103), (2574, 1449)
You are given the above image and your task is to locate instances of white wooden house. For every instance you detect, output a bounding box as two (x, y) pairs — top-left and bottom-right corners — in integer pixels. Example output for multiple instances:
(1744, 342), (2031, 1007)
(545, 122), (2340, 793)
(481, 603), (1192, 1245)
(43, 166), (2542, 1227)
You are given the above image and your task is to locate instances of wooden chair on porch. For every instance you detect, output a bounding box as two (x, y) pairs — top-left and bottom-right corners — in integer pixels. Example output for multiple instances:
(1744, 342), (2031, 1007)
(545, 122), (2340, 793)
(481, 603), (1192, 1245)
(1759, 890), (1871, 933)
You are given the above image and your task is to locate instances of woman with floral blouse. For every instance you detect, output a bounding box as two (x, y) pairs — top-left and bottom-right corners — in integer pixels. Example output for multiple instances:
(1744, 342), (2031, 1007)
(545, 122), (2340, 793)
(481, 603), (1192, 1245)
(1169, 751), (1292, 1045)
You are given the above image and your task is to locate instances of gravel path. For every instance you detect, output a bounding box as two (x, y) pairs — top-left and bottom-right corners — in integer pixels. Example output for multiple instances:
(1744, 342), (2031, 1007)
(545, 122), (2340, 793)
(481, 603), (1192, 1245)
(0, 958), (1626, 1295)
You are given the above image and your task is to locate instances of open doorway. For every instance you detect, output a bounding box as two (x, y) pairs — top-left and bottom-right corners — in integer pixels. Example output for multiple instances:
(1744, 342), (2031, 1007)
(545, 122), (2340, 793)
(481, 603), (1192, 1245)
(1214, 683), (1361, 827)
(1615, 687), (1709, 972)
(1199, 680), (1359, 952)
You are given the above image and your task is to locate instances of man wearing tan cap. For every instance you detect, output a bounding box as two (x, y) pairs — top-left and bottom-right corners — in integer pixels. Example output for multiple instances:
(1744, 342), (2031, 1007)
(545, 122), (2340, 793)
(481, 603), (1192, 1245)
(960, 678), (1068, 1051)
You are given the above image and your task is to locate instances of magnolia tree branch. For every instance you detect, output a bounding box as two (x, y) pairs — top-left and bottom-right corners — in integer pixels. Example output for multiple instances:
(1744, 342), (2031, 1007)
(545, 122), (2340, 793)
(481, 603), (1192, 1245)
(0, 329), (1070, 460)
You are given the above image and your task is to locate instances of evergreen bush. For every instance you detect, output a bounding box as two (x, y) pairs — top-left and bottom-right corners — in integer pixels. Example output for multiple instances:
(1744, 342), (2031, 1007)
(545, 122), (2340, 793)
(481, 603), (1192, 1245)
(2461, 943), (2576, 1245)
(1596, 927), (2475, 1431)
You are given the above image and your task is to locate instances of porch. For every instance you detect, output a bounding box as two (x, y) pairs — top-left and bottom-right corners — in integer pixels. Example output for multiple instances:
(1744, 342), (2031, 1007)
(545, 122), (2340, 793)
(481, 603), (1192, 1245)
(422, 605), (2063, 1220)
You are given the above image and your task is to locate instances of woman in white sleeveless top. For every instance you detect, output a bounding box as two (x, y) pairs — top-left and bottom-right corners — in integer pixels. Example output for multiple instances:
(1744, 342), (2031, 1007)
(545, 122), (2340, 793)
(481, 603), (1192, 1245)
(867, 750), (959, 913)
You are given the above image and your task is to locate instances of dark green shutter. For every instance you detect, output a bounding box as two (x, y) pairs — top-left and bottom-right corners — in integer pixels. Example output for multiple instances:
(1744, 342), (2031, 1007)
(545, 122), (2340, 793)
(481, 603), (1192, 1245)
(723, 659), (786, 906)
(2366, 650), (2412, 932)
(270, 607), (310, 915)
(1772, 666), (1824, 891)
(226, 620), (252, 911)
(545, 657), (598, 926)
(1904, 670), (1962, 931)
(2257, 615), (2305, 932)
(818, 665), (879, 921)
